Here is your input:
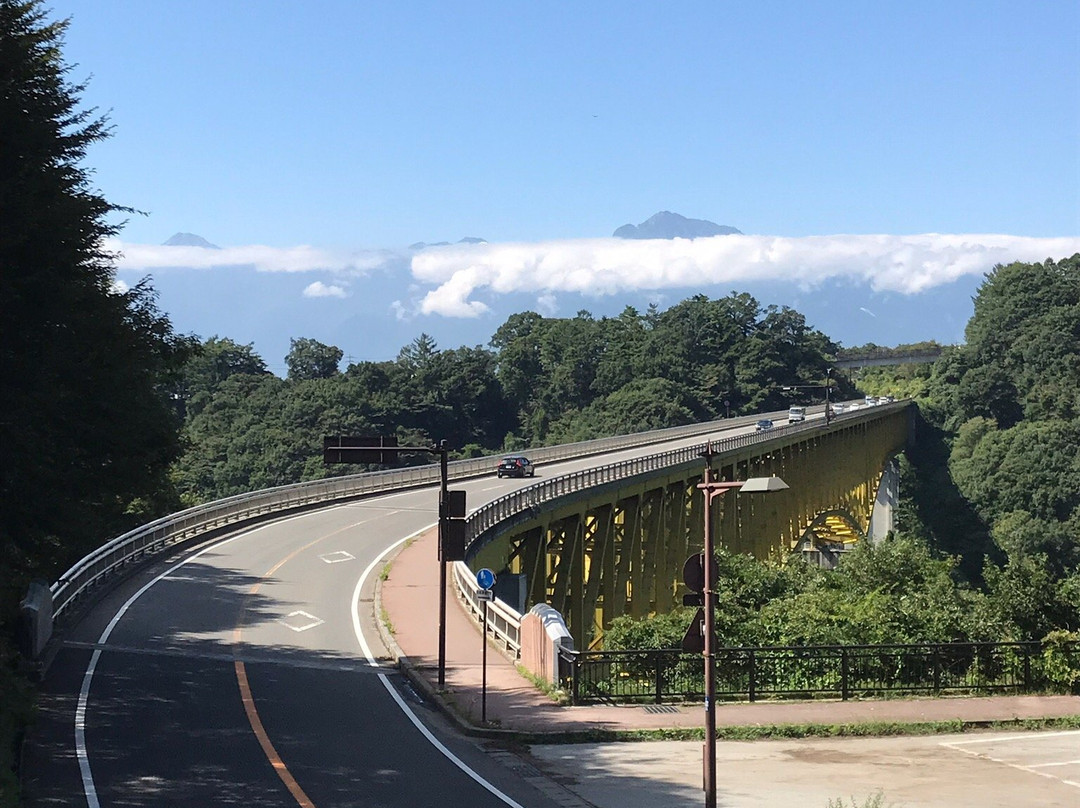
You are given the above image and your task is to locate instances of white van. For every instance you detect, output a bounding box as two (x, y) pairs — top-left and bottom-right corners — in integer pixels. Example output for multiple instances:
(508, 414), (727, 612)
(788, 406), (806, 423)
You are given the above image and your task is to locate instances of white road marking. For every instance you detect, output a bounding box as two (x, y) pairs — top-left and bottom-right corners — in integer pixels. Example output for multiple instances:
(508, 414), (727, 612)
(319, 550), (355, 564)
(75, 508), (343, 808)
(945, 730), (1080, 745)
(279, 611), (324, 632)
(941, 731), (1080, 790)
(1029, 759), (1080, 768)
(350, 522), (526, 808)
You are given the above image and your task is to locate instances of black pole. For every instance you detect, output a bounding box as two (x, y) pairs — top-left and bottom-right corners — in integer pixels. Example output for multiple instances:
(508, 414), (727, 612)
(481, 599), (489, 723)
(825, 368), (833, 425)
(437, 441), (448, 689)
(701, 450), (717, 808)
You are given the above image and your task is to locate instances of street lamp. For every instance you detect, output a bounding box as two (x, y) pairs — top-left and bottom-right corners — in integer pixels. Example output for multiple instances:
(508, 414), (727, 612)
(698, 445), (789, 808)
(824, 367), (833, 425)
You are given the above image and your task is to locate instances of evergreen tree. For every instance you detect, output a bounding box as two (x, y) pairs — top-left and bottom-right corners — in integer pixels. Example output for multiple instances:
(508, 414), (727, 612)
(1, 0), (193, 628)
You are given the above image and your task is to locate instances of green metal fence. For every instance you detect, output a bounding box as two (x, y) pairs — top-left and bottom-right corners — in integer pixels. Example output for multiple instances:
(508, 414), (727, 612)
(559, 640), (1079, 705)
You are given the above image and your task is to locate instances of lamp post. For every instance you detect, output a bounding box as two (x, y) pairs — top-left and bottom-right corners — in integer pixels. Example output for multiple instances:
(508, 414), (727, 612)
(698, 445), (788, 808)
(824, 367), (833, 425)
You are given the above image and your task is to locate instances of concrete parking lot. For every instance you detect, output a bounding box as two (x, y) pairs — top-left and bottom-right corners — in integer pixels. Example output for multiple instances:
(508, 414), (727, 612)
(529, 729), (1080, 807)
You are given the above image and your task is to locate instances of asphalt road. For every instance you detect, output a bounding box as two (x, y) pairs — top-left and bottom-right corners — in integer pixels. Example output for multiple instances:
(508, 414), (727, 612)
(22, 425), (753, 807)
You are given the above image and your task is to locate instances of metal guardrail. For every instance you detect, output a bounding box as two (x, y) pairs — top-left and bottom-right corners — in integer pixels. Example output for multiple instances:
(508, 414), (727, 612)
(49, 410), (787, 622)
(558, 640), (1079, 705)
(453, 401), (908, 653)
(453, 562), (524, 656)
(462, 402), (900, 552)
(50, 398), (906, 662)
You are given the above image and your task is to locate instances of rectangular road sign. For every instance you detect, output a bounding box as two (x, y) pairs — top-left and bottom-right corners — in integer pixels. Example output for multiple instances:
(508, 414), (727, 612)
(323, 435), (400, 465)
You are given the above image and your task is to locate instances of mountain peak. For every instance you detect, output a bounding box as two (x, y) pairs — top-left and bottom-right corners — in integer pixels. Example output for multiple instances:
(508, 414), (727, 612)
(164, 232), (220, 249)
(613, 211), (742, 239)
(410, 236), (489, 250)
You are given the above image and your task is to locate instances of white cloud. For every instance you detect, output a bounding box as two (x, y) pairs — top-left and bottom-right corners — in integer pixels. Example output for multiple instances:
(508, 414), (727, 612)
(302, 281), (347, 298)
(410, 234), (1080, 318)
(107, 238), (397, 275)
(536, 292), (559, 315)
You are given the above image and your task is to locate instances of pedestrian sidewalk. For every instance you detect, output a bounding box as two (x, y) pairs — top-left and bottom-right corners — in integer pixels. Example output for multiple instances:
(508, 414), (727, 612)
(377, 526), (1080, 739)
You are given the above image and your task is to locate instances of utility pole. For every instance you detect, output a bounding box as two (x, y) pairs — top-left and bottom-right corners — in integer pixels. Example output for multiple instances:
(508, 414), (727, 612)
(437, 440), (449, 689)
(825, 367), (833, 425)
(696, 446), (788, 808)
(323, 436), (465, 689)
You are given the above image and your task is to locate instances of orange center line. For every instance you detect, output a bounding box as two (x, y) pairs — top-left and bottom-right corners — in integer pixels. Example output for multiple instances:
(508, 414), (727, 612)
(231, 522), (367, 808)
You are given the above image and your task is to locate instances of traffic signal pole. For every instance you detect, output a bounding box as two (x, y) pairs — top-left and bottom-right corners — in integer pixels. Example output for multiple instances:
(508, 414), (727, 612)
(323, 436), (459, 690)
(697, 447), (745, 808)
(437, 441), (449, 689)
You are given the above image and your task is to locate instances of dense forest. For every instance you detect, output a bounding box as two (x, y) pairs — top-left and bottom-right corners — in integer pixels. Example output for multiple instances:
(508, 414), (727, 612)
(607, 255), (1080, 662)
(169, 299), (846, 504)
(2, 1), (1079, 803)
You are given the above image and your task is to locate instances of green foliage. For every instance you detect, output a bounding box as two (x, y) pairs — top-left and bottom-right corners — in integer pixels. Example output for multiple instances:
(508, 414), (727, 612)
(1, 1), (199, 799)
(169, 287), (841, 502)
(1041, 630), (1080, 692)
(605, 607), (694, 650)
(285, 337), (343, 380)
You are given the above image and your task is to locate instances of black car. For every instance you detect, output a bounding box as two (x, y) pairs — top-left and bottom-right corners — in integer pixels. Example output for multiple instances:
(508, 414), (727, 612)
(496, 455), (535, 478)
(755, 419), (774, 432)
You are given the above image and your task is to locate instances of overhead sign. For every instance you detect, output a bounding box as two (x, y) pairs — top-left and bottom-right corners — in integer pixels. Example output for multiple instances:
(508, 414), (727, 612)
(322, 435), (400, 465)
(476, 568), (496, 590)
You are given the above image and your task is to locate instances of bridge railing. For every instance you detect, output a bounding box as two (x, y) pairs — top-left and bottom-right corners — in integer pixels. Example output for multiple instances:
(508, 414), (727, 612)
(558, 639), (1078, 705)
(453, 402), (910, 653)
(49, 411), (779, 622)
(463, 403), (898, 551)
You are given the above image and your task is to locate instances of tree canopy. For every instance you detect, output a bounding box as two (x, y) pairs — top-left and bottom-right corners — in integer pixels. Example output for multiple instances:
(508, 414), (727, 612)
(168, 295), (845, 503)
(1, 1), (195, 797)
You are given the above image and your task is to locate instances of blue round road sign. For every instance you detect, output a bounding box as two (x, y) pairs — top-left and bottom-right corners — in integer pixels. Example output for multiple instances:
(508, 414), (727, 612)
(476, 568), (496, 590)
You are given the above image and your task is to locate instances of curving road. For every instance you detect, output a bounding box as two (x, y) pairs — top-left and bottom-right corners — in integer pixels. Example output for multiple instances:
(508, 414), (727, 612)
(22, 422), (766, 807)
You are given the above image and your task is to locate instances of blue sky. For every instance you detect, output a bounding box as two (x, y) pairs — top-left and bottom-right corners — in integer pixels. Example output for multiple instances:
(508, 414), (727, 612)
(50, 1), (1080, 372)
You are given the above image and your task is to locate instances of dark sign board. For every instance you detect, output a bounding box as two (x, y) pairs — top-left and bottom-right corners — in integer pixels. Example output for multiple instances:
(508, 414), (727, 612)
(323, 435), (400, 465)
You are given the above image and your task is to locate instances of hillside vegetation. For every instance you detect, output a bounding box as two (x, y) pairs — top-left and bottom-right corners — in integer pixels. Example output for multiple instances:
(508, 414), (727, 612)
(170, 299), (845, 503)
(607, 255), (1080, 657)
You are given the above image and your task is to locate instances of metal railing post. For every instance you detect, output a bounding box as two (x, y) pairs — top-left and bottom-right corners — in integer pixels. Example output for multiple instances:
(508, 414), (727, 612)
(748, 649), (756, 702)
(655, 652), (663, 704)
(841, 647), (850, 701)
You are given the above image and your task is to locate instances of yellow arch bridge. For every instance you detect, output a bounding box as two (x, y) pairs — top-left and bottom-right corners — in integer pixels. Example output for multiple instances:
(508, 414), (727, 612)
(466, 404), (913, 649)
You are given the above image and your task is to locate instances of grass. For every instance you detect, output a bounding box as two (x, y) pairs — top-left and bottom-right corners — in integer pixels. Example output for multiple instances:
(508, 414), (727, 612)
(515, 664), (571, 705)
(826, 793), (888, 808)
(379, 606), (395, 637)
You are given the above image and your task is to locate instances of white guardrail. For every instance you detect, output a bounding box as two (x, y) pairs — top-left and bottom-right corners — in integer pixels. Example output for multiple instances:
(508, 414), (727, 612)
(49, 411), (773, 621)
(48, 401), (906, 659)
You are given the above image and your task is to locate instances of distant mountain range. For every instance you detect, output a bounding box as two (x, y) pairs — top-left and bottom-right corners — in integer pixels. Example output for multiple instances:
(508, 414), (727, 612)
(164, 232), (220, 249)
(613, 211), (742, 239)
(409, 236), (488, 250)
(140, 216), (979, 372)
